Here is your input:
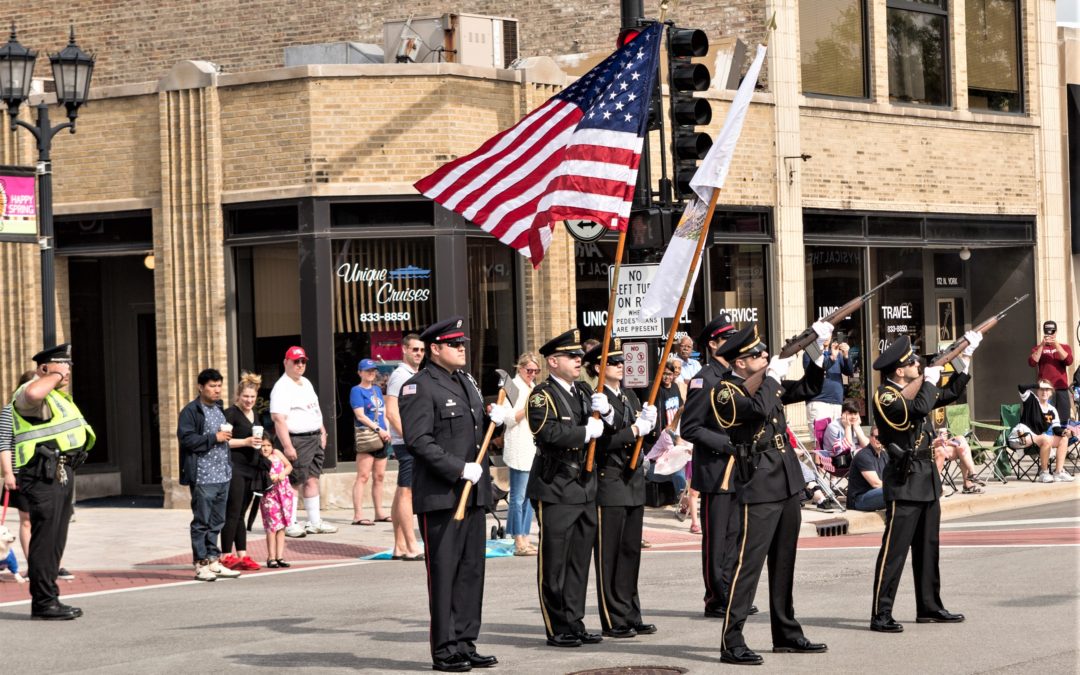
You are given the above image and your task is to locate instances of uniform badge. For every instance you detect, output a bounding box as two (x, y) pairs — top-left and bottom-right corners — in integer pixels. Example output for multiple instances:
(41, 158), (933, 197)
(402, 384), (417, 396)
(690, 378), (703, 390)
(716, 387), (732, 404)
(445, 399), (457, 407)
(530, 393), (546, 408)
(879, 391), (898, 406)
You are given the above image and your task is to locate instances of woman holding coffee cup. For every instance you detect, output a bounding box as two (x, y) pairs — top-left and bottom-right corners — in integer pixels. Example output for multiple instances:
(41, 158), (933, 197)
(222, 372), (267, 571)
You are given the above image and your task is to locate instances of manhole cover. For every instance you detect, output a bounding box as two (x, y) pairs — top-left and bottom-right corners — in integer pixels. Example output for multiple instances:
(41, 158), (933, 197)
(567, 667), (687, 675)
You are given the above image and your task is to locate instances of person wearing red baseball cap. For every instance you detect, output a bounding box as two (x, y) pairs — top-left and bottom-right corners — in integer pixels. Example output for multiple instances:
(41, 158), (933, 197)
(269, 346), (338, 537)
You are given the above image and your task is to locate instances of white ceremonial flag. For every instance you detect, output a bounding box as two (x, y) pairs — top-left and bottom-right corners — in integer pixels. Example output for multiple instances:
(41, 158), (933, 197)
(640, 44), (768, 320)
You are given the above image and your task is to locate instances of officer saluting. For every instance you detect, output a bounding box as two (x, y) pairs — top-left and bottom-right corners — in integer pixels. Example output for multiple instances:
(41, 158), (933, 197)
(400, 317), (507, 672)
(8, 343), (95, 620)
(583, 339), (658, 639)
(869, 332), (980, 634)
(526, 328), (606, 648)
(711, 322), (831, 666)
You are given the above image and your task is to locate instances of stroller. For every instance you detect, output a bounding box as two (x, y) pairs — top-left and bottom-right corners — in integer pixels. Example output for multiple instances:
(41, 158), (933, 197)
(487, 481), (509, 540)
(787, 428), (846, 512)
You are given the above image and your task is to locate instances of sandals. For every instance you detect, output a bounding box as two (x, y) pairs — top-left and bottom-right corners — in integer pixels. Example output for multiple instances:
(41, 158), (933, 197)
(374, 516), (392, 523)
(675, 490), (690, 522)
(352, 519), (375, 526)
(962, 484), (984, 494)
(689, 524), (702, 535)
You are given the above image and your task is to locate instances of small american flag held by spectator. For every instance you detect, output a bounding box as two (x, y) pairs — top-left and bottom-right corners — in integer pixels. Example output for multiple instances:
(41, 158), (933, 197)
(414, 22), (663, 266)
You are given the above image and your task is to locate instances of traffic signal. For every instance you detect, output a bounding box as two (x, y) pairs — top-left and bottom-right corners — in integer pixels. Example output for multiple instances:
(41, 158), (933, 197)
(667, 26), (712, 200)
(627, 206), (675, 250)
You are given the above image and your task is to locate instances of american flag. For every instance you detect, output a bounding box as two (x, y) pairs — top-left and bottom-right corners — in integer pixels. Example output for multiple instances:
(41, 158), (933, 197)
(414, 22), (663, 266)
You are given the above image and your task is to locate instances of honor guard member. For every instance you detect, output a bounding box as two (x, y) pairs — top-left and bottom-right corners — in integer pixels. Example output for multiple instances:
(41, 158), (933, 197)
(8, 343), (95, 620)
(583, 339), (659, 640)
(869, 332), (981, 634)
(712, 322), (832, 665)
(526, 328), (606, 648)
(400, 317), (506, 672)
(679, 314), (757, 618)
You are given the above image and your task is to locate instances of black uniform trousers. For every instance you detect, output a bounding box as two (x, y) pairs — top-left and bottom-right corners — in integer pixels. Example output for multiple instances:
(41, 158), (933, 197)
(19, 468), (76, 612)
(701, 492), (739, 613)
(593, 504), (643, 630)
(419, 506), (487, 661)
(872, 498), (944, 618)
(535, 500), (597, 637)
(722, 493), (806, 650)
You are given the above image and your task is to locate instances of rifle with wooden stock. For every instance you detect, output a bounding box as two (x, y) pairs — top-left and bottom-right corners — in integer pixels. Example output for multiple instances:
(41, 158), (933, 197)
(741, 272), (903, 395)
(899, 294), (1029, 400)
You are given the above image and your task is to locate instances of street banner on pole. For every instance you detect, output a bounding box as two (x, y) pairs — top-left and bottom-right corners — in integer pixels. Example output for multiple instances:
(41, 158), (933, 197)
(0, 167), (37, 238)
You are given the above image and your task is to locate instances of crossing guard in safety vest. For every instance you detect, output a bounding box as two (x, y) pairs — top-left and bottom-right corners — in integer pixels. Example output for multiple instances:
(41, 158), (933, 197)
(10, 343), (95, 620)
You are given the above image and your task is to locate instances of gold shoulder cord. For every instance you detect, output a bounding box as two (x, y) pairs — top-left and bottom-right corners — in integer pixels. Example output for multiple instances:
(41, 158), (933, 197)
(711, 381), (740, 429)
(873, 386), (909, 431)
(528, 389), (555, 434)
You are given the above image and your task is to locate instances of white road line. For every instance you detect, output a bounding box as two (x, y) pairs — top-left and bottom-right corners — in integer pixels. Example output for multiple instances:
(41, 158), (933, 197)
(942, 517), (1080, 529)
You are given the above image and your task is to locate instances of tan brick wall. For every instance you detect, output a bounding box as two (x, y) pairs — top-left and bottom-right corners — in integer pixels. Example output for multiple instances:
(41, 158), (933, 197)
(219, 80), (312, 192)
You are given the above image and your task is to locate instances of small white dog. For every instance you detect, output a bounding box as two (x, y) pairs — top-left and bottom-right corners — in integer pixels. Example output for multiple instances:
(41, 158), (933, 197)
(0, 524), (27, 583)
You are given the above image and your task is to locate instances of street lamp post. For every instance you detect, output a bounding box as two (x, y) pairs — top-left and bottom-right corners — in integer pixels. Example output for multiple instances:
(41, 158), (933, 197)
(0, 25), (94, 347)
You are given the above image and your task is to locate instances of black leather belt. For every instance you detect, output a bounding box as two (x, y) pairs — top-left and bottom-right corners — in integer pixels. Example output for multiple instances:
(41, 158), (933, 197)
(290, 430), (320, 437)
(912, 449), (933, 460)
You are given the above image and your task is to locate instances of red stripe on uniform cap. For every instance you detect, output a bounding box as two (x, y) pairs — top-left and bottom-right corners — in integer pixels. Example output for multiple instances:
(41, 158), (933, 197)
(438, 332), (465, 341)
(711, 325), (733, 338)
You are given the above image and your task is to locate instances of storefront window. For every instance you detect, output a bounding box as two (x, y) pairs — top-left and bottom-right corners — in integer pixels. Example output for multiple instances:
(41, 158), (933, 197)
(331, 237), (436, 461)
(966, 0), (1021, 113)
(467, 238), (519, 396)
(800, 0), (868, 99)
(869, 247), (924, 379)
(707, 244), (769, 339)
(575, 239), (617, 341)
(805, 246), (867, 410)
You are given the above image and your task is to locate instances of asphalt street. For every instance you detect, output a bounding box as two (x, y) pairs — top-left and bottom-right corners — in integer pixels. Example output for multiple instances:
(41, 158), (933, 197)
(2, 500), (1077, 674)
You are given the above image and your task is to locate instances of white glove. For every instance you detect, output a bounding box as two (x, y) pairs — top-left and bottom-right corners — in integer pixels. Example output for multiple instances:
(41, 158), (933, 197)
(461, 462), (483, 484)
(766, 355), (794, 382)
(639, 404), (658, 426)
(634, 414), (655, 437)
(962, 330), (983, 357)
(812, 320), (834, 347)
(590, 392), (611, 416)
(488, 402), (512, 427)
(923, 366), (943, 386)
(585, 416), (605, 441)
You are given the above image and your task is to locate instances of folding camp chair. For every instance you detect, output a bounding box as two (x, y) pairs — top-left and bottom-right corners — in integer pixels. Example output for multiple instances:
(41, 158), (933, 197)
(788, 429), (845, 512)
(968, 417), (1011, 484)
(1001, 403), (1041, 482)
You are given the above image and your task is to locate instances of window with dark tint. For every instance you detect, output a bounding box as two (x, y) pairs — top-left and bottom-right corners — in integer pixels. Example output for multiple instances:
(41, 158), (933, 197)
(888, 0), (949, 106)
(804, 212), (864, 237)
(468, 238), (519, 396)
(227, 205), (298, 236)
(966, 0), (1021, 113)
(867, 215), (923, 238)
(800, 0), (867, 98)
(924, 217), (1033, 242)
(55, 211), (152, 251)
(332, 201), (433, 228)
(711, 210), (769, 236)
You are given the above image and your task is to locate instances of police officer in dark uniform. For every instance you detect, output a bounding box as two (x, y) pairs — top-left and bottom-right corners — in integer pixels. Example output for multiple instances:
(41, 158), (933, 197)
(584, 339), (658, 639)
(711, 322), (832, 666)
(679, 314), (757, 617)
(400, 317), (505, 672)
(526, 328), (606, 648)
(8, 343), (94, 620)
(869, 331), (981, 634)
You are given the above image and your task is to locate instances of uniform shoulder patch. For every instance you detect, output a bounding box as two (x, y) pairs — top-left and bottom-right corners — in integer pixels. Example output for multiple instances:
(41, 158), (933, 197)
(878, 390), (897, 406)
(690, 378), (703, 390)
(402, 384), (417, 396)
(716, 386), (732, 404)
(530, 393), (547, 408)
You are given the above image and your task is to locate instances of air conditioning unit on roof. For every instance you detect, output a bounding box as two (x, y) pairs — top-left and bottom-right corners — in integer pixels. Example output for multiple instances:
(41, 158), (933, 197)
(383, 13), (519, 68)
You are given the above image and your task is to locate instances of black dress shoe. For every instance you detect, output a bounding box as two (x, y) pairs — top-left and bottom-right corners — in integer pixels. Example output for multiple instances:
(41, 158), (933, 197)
(31, 604), (78, 621)
(632, 622), (657, 635)
(870, 614), (904, 633)
(546, 633), (583, 648)
(704, 607), (726, 618)
(916, 609), (965, 623)
(748, 604), (759, 615)
(465, 653), (498, 668)
(575, 630), (603, 644)
(58, 603), (83, 618)
(602, 626), (637, 638)
(720, 645), (764, 665)
(773, 637), (827, 653)
(432, 653), (472, 672)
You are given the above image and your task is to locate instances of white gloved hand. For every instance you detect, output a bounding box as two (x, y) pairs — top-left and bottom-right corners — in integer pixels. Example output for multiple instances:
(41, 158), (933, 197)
(812, 320), (834, 346)
(461, 462), (483, 484)
(488, 402), (512, 427)
(639, 404), (658, 426)
(590, 392), (611, 416)
(634, 414), (655, 437)
(766, 355), (794, 382)
(962, 330), (983, 357)
(585, 416), (605, 441)
(923, 366), (943, 386)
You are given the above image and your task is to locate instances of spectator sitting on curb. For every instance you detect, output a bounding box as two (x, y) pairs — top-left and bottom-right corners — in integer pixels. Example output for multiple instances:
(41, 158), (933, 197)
(847, 427), (888, 512)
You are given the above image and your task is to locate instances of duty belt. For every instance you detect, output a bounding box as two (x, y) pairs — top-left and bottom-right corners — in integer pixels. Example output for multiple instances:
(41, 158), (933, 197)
(753, 434), (786, 454)
(912, 448), (933, 460)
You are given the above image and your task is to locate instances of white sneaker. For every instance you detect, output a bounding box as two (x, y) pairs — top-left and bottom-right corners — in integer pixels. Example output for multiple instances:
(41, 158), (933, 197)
(305, 520), (338, 534)
(1054, 471), (1075, 482)
(284, 524), (307, 538)
(1037, 471), (1055, 483)
(194, 562), (216, 582)
(207, 559), (241, 578)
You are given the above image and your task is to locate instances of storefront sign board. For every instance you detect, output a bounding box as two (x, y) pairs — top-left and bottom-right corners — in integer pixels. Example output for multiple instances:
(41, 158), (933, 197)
(0, 169), (37, 238)
(623, 341), (649, 388)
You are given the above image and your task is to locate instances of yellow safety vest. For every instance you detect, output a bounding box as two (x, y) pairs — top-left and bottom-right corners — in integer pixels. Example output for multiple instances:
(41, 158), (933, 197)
(11, 388), (96, 470)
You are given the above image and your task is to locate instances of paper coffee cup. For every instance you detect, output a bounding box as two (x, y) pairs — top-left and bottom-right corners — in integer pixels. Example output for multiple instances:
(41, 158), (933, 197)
(252, 425), (264, 438)
(220, 423), (233, 432)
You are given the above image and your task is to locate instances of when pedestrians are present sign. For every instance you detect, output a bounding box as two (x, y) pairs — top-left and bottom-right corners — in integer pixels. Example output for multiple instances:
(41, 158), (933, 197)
(608, 264), (689, 338)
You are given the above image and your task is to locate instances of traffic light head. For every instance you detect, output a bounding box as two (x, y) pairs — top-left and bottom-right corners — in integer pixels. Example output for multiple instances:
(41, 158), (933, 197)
(667, 26), (713, 201)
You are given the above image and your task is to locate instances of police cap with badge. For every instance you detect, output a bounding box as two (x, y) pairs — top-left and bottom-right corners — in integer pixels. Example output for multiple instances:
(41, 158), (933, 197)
(697, 313), (736, 351)
(33, 343), (73, 365)
(539, 328), (585, 358)
(582, 338), (624, 366)
(420, 316), (470, 346)
(714, 324), (768, 361)
(872, 335), (918, 373)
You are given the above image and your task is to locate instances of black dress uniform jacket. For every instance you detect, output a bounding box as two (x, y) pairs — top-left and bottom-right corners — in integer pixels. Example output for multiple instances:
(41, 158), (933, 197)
(595, 385), (645, 507)
(875, 372), (970, 502)
(683, 359), (735, 494)
(526, 377), (598, 504)
(402, 362), (492, 514)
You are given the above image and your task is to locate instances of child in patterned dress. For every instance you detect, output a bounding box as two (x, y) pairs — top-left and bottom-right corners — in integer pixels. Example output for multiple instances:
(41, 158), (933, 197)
(259, 441), (295, 568)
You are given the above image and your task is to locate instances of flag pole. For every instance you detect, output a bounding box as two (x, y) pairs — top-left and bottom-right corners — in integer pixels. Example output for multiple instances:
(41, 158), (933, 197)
(628, 188), (720, 470)
(584, 226), (628, 472)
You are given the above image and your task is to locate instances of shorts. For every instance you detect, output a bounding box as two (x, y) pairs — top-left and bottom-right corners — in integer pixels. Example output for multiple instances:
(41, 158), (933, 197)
(1, 484), (29, 513)
(363, 446), (389, 460)
(288, 433), (324, 486)
(393, 444), (413, 488)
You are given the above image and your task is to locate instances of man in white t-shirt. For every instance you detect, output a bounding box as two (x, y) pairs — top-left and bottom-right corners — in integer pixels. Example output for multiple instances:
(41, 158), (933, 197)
(270, 346), (338, 537)
(384, 334), (425, 560)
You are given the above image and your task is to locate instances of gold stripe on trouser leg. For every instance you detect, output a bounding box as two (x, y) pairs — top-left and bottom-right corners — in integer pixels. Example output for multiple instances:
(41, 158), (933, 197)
(596, 505), (612, 629)
(873, 501), (897, 615)
(537, 502), (553, 635)
(721, 504), (749, 650)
